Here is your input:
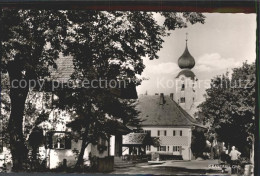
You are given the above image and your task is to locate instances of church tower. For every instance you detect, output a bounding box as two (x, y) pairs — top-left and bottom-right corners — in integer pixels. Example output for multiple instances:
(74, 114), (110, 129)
(175, 34), (198, 116)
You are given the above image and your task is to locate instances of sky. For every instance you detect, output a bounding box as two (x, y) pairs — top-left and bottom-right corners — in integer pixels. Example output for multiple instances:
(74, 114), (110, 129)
(136, 13), (256, 102)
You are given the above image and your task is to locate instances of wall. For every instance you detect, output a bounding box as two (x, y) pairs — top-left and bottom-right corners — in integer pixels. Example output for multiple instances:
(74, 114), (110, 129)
(142, 127), (192, 160)
(175, 75), (198, 117)
(109, 136), (115, 156)
(46, 139), (109, 169)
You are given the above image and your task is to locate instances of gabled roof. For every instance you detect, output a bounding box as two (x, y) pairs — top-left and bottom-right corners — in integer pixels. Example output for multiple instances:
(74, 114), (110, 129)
(104, 119), (132, 135)
(136, 95), (204, 128)
(123, 133), (154, 146)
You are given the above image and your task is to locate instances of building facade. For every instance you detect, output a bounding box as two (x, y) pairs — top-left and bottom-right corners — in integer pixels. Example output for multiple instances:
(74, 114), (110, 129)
(143, 127), (192, 160)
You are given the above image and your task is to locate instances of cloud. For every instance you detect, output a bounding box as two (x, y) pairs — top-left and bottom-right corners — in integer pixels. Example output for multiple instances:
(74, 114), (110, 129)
(195, 53), (242, 72)
(145, 62), (180, 75)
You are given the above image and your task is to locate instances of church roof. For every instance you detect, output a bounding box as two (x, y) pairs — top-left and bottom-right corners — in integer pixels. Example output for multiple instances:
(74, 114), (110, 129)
(178, 42), (195, 69)
(136, 94), (204, 128)
(176, 69), (196, 80)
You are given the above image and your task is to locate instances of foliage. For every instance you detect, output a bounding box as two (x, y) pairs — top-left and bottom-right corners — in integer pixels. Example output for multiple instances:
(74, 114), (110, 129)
(1, 10), (68, 74)
(197, 61), (255, 156)
(191, 128), (206, 158)
(97, 145), (107, 154)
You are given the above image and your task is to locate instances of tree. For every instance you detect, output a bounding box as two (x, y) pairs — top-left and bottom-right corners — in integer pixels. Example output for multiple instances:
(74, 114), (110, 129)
(197, 61), (255, 162)
(191, 128), (206, 159)
(60, 11), (205, 169)
(1, 10), (68, 171)
(58, 89), (141, 169)
(1, 73), (55, 170)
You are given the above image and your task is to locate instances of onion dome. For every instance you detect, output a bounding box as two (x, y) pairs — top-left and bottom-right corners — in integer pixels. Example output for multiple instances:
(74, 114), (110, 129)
(178, 34), (195, 69)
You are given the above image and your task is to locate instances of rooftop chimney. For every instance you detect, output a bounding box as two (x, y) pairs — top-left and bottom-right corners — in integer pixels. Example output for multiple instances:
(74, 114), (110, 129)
(159, 93), (165, 105)
(170, 93), (174, 101)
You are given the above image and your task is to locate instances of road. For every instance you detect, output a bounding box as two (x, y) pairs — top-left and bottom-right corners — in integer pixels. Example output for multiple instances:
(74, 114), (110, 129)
(111, 160), (228, 175)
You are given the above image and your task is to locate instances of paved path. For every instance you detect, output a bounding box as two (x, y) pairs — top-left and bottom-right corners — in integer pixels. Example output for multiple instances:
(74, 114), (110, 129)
(111, 160), (232, 175)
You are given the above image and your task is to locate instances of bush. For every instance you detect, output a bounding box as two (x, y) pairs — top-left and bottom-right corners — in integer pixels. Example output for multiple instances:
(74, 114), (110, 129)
(159, 154), (183, 161)
(191, 129), (206, 158)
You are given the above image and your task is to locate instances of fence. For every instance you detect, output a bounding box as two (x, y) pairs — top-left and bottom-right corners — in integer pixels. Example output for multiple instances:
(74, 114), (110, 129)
(97, 156), (114, 172)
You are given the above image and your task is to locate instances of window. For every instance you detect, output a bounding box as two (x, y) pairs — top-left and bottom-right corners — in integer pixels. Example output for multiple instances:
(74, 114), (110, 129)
(173, 146), (181, 152)
(173, 130), (176, 136)
(181, 84), (185, 91)
(144, 130), (151, 136)
(164, 130), (167, 136)
(54, 135), (65, 149)
(167, 146), (170, 151)
(157, 146), (166, 151)
(180, 130), (183, 136)
(159, 146), (166, 151)
(157, 130), (160, 136)
(46, 132), (71, 149)
(180, 97), (185, 103)
(146, 145), (151, 151)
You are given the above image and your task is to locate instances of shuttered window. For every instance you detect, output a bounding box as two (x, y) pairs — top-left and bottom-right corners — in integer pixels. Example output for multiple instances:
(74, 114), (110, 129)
(46, 132), (71, 149)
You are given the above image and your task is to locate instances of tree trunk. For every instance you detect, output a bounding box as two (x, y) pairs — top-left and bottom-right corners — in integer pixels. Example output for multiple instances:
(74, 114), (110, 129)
(74, 137), (88, 170)
(7, 61), (30, 171)
(74, 138), (86, 169)
(31, 146), (38, 171)
(210, 143), (214, 159)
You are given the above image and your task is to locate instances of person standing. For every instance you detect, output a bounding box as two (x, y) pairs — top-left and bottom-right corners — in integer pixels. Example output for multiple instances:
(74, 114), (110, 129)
(229, 146), (241, 174)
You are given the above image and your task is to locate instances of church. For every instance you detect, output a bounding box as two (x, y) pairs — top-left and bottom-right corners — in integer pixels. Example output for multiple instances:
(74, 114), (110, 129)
(123, 37), (205, 160)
